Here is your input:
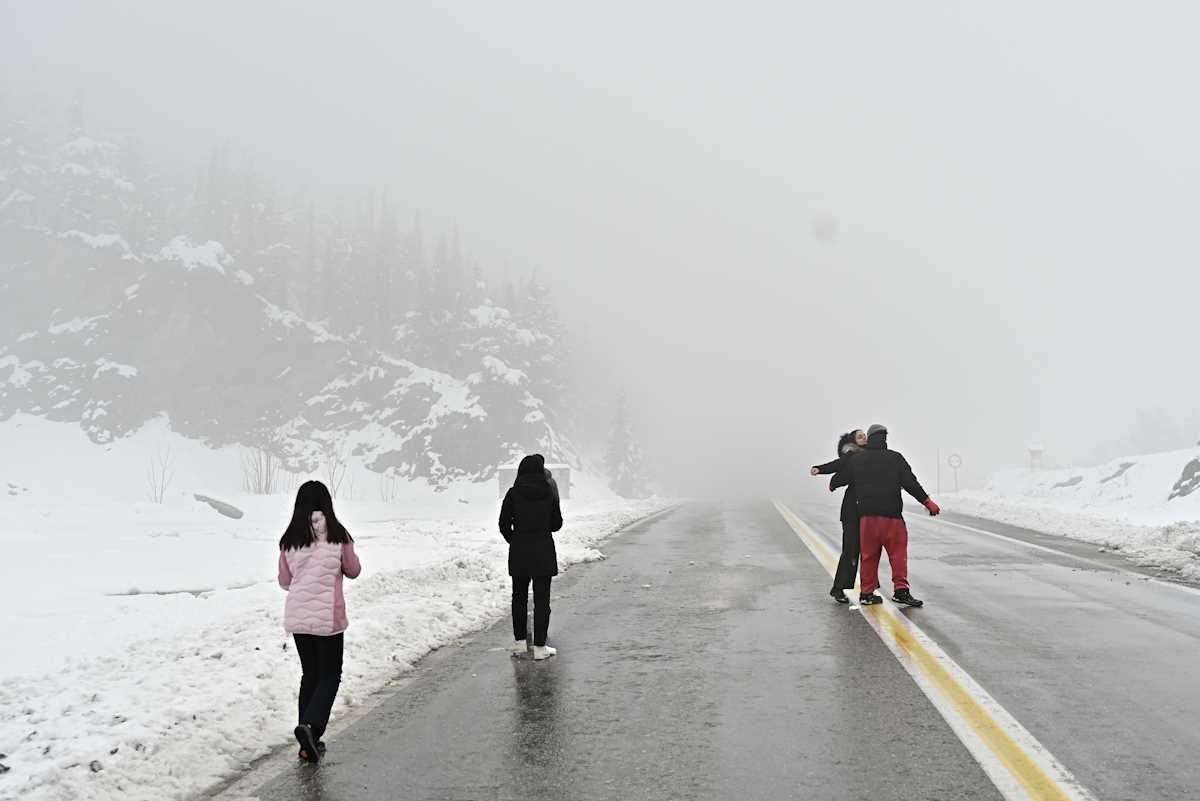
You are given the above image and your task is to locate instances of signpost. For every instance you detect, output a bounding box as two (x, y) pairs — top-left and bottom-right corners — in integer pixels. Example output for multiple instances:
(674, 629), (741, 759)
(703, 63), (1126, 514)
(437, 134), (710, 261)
(947, 453), (963, 492)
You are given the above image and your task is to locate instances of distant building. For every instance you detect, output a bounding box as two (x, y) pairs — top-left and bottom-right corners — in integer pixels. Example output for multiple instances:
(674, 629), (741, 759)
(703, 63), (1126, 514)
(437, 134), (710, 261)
(1028, 444), (1045, 471)
(497, 463), (571, 499)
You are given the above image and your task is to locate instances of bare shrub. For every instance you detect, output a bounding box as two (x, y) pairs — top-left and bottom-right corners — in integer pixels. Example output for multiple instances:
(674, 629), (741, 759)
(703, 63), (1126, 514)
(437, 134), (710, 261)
(146, 445), (174, 503)
(241, 447), (283, 495)
(324, 439), (349, 499)
(280, 469), (305, 496)
(378, 471), (401, 502)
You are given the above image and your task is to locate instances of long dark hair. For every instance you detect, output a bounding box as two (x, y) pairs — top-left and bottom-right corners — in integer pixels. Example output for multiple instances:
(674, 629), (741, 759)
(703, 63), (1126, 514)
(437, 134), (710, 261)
(279, 480), (353, 551)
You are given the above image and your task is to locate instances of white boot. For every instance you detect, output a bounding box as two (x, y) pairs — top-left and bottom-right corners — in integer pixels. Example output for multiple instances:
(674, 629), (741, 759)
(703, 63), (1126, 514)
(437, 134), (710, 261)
(532, 645), (557, 661)
(511, 639), (528, 656)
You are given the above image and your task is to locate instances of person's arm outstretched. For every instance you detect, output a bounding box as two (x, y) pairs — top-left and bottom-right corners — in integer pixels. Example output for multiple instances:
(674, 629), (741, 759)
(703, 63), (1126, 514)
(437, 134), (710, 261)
(899, 454), (939, 515)
(811, 456), (843, 476)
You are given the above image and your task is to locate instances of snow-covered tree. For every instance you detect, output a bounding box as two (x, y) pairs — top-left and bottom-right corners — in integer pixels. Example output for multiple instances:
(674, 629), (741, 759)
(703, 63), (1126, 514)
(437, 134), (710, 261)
(605, 392), (650, 498)
(0, 98), (581, 486)
(513, 273), (569, 420)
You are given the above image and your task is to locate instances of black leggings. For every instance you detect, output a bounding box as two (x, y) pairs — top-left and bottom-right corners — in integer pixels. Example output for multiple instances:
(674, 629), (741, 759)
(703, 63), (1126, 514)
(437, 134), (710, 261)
(831, 518), (861, 594)
(294, 632), (343, 739)
(512, 576), (552, 646)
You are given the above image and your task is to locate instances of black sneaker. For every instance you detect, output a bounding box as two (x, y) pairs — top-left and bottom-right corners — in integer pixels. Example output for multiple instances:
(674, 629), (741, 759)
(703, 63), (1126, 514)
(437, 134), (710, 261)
(294, 724), (320, 764)
(830, 589), (849, 604)
(859, 592), (883, 605)
(298, 740), (326, 760)
(893, 588), (924, 608)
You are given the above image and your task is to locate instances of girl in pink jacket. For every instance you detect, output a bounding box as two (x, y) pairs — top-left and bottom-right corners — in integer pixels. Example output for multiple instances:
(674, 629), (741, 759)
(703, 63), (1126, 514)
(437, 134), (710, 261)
(277, 480), (362, 764)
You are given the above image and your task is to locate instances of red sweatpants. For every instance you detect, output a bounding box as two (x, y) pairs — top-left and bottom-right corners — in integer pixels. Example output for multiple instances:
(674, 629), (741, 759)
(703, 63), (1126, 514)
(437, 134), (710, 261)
(859, 516), (910, 594)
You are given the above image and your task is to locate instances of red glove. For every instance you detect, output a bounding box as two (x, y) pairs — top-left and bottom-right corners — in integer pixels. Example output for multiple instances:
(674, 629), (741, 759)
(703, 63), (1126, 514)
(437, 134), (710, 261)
(924, 498), (940, 516)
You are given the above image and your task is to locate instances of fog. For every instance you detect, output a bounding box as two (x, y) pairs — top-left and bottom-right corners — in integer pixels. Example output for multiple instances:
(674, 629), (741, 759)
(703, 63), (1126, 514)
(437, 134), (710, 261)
(5, 2), (1200, 497)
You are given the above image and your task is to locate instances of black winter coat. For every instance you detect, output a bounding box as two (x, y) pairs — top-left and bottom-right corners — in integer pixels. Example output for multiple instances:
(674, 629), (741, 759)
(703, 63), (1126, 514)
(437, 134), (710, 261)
(831, 432), (929, 519)
(814, 455), (859, 523)
(499, 474), (564, 577)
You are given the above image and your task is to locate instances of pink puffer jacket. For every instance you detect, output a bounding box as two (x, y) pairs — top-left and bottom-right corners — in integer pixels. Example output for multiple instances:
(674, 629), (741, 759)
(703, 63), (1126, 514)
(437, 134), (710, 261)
(278, 537), (362, 636)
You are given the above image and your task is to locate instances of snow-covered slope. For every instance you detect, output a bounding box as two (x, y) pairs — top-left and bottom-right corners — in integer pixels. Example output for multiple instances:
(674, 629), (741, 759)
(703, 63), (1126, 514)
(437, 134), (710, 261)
(0, 415), (673, 801)
(0, 115), (575, 486)
(950, 447), (1200, 579)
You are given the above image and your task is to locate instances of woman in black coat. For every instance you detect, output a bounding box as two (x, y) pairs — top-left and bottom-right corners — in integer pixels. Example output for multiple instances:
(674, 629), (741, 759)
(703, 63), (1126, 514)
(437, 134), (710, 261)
(811, 429), (866, 603)
(499, 453), (564, 660)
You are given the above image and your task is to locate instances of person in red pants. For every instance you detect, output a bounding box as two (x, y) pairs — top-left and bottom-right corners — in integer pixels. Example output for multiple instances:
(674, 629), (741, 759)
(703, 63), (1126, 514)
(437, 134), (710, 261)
(831, 424), (939, 606)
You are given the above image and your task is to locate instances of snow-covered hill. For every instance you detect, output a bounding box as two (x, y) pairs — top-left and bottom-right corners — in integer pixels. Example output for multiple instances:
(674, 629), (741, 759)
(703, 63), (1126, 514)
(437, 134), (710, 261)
(1, 113), (574, 485)
(950, 446), (1200, 580)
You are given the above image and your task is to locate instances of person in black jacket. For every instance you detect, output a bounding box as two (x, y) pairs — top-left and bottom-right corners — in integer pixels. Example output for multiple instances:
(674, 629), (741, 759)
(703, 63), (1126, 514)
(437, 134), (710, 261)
(831, 424), (940, 607)
(811, 429), (867, 603)
(499, 453), (564, 660)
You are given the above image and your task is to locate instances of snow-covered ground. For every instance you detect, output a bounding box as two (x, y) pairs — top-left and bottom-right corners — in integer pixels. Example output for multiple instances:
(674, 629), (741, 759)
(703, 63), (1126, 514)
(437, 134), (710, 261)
(947, 446), (1200, 581)
(0, 415), (674, 801)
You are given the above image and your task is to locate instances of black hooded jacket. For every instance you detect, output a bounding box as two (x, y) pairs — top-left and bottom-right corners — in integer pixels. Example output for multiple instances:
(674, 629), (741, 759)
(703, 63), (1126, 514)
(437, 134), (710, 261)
(499, 454), (564, 577)
(813, 440), (861, 523)
(830, 430), (929, 519)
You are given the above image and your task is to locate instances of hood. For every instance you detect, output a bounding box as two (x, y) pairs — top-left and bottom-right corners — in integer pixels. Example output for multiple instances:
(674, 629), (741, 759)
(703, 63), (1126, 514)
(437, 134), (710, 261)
(866, 429), (888, 450)
(517, 454), (546, 476)
(514, 453), (552, 500)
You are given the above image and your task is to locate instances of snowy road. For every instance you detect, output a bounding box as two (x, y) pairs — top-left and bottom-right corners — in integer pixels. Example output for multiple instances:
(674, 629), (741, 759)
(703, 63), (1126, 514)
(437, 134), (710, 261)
(236, 497), (1200, 801)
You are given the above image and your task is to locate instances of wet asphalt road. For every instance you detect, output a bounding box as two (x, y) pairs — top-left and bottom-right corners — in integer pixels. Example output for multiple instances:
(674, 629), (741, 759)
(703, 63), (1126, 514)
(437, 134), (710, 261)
(251, 501), (1006, 801)
(786, 496), (1200, 801)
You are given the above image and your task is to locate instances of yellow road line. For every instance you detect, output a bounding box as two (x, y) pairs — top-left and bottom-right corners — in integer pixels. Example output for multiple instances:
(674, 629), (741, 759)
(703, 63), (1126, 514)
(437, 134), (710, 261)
(772, 499), (1095, 801)
(774, 500), (838, 570)
(866, 606), (1071, 801)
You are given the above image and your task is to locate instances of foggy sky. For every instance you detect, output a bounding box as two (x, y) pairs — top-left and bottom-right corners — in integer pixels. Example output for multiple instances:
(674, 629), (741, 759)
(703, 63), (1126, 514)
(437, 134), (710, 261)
(5, 2), (1199, 496)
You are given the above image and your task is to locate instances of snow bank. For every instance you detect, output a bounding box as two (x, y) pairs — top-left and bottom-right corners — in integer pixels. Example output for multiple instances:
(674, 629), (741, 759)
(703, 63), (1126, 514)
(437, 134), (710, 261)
(59, 137), (119, 160)
(0, 415), (673, 801)
(477, 355), (526, 386)
(155, 237), (231, 276)
(949, 446), (1200, 580)
(58, 230), (131, 253)
(0, 189), (35, 211)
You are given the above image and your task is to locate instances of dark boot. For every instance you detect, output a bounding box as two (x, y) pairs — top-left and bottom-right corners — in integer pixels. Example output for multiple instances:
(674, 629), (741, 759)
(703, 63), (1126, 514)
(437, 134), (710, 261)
(859, 592), (882, 605)
(893, 588), (924, 607)
(829, 588), (849, 604)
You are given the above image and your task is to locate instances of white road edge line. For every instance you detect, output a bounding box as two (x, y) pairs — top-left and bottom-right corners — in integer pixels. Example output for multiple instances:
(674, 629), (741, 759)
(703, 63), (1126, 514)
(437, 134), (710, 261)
(773, 500), (1098, 801)
(922, 514), (1200, 599)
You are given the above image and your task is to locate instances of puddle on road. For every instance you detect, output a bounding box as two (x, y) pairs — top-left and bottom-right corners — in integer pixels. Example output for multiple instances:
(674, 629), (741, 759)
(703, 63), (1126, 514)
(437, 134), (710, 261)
(935, 552), (1039, 568)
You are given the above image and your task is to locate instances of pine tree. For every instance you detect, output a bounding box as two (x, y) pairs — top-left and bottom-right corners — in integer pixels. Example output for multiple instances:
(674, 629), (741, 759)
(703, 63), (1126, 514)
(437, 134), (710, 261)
(403, 213), (425, 312)
(373, 196), (399, 348)
(67, 98), (86, 138)
(605, 392), (650, 498)
(515, 272), (568, 418)
(465, 258), (487, 309)
(304, 201), (321, 319)
(201, 145), (231, 244)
